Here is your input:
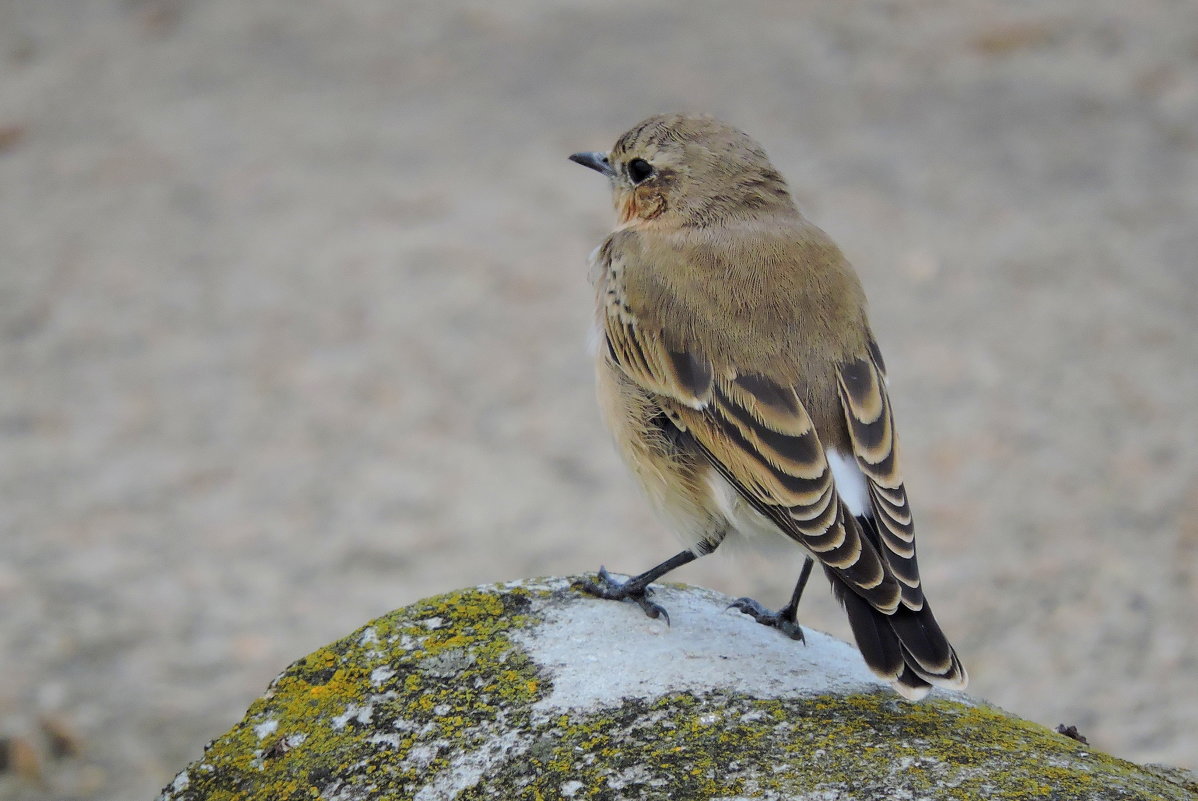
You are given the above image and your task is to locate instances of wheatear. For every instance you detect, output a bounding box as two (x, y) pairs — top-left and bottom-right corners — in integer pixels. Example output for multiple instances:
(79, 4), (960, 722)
(570, 113), (967, 700)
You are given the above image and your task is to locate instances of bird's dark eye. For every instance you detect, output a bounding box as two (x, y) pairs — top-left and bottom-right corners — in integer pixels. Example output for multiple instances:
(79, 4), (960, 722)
(627, 158), (654, 184)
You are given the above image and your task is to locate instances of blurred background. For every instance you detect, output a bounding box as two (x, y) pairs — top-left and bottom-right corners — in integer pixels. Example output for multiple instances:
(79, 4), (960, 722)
(1, 1), (1196, 798)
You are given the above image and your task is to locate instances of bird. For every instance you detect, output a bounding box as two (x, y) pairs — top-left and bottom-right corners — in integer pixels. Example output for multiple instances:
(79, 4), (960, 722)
(568, 113), (967, 700)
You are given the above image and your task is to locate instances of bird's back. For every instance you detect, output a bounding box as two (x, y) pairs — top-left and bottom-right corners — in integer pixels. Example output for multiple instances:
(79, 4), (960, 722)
(605, 215), (872, 446)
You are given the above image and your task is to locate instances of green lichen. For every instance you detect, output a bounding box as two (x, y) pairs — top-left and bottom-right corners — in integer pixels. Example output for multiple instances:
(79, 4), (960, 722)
(165, 584), (553, 801)
(454, 691), (1193, 800)
(161, 581), (1197, 801)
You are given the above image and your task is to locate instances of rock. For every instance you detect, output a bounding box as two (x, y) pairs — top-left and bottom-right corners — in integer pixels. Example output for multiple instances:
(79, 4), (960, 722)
(157, 579), (1198, 800)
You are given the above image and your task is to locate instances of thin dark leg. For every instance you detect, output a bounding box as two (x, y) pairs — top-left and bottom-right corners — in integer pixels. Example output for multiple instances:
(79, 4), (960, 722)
(728, 556), (815, 642)
(576, 536), (724, 625)
(778, 556), (815, 622)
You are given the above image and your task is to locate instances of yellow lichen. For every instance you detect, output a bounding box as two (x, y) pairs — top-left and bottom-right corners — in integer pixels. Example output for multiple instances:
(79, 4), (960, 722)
(160, 582), (1196, 801)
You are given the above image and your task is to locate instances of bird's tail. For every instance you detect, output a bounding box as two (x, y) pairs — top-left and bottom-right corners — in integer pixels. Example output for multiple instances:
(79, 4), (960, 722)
(832, 576), (968, 700)
(829, 513), (968, 700)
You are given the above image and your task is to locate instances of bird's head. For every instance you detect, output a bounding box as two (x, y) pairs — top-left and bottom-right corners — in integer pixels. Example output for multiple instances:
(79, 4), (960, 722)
(569, 113), (796, 229)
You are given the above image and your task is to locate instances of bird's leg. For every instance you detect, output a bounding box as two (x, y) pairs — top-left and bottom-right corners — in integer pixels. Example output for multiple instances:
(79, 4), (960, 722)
(577, 535), (724, 625)
(729, 556), (814, 642)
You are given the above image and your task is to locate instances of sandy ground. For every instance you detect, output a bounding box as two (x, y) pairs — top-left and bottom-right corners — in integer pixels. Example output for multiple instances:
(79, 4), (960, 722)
(1, 1), (1196, 798)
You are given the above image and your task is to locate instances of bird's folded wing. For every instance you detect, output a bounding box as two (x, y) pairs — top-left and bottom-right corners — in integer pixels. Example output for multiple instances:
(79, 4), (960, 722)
(836, 351), (925, 610)
(603, 303), (901, 614)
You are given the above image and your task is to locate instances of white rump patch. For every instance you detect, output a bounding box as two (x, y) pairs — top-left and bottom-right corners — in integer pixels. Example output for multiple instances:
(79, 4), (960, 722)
(827, 450), (871, 518)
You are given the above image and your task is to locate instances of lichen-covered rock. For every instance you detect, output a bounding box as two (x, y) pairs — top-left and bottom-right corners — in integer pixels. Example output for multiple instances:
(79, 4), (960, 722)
(158, 579), (1197, 800)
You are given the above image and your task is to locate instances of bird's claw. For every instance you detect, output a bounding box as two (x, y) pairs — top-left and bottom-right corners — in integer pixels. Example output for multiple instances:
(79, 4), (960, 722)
(728, 596), (805, 642)
(575, 566), (671, 626)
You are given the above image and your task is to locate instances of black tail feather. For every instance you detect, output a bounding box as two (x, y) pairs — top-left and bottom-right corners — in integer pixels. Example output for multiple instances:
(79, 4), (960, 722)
(894, 664), (932, 698)
(836, 580), (904, 679)
(827, 563), (967, 697)
(888, 606), (955, 676)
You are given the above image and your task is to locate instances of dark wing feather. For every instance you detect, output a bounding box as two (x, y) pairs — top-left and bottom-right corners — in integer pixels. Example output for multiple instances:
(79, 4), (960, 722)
(674, 372), (903, 616)
(836, 355), (925, 610)
(835, 351), (968, 688)
(604, 305), (714, 408)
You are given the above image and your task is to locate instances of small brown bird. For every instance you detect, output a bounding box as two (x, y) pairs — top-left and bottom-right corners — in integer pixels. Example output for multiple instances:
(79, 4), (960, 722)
(569, 113), (967, 700)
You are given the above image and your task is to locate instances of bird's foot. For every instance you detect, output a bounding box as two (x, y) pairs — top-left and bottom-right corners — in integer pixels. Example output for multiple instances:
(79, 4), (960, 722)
(575, 566), (670, 625)
(728, 597), (805, 642)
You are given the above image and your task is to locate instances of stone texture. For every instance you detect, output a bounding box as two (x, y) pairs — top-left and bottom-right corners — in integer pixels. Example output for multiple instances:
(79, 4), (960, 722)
(158, 581), (1198, 801)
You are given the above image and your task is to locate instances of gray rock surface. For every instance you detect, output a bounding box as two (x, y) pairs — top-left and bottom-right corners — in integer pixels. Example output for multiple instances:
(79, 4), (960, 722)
(2, 2), (1196, 800)
(157, 580), (1198, 801)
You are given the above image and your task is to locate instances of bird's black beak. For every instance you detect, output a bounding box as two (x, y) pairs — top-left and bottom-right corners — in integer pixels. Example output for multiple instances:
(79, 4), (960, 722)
(569, 151), (614, 177)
